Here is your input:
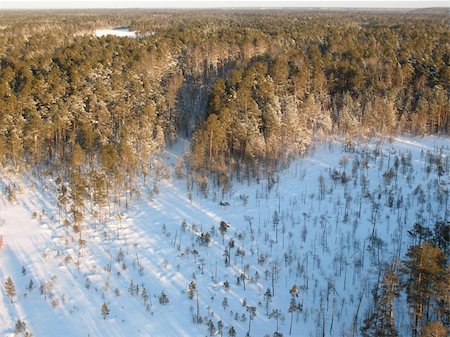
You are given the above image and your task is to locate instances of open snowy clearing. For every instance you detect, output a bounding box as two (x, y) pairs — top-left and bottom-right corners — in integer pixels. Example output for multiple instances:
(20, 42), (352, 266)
(95, 28), (137, 38)
(0, 136), (448, 337)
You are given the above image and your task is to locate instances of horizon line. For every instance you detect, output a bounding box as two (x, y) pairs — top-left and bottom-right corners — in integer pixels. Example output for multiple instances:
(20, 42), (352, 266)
(0, 6), (448, 10)
(1, 1), (448, 10)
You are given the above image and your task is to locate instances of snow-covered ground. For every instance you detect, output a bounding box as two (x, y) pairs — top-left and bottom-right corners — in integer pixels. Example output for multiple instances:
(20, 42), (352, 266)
(0, 136), (448, 337)
(95, 28), (137, 38)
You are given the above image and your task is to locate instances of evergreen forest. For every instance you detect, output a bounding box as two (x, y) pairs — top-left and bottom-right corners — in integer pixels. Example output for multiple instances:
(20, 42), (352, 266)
(0, 9), (448, 337)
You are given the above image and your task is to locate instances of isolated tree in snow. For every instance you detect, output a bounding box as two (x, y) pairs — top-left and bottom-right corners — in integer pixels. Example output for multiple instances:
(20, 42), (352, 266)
(101, 302), (109, 319)
(217, 320), (224, 337)
(288, 298), (302, 335)
(188, 280), (196, 300)
(247, 305), (256, 334)
(141, 286), (149, 304)
(228, 325), (236, 337)
(70, 169), (87, 267)
(288, 285), (302, 335)
(269, 308), (284, 334)
(15, 319), (26, 333)
(4, 276), (16, 302)
(188, 280), (200, 323)
(207, 319), (215, 336)
(290, 285), (299, 297)
(264, 288), (272, 315)
(27, 279), (34, 292)
(272, 211), (280, 243)
(159, 291), (169, 305)
(219, 220), (229, 243)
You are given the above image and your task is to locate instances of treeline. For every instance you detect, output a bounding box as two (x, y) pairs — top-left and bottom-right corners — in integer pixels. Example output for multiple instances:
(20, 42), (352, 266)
(187, 13), (449, 182)
(0, 36), (172, 198)
(0, 10), (448, 186)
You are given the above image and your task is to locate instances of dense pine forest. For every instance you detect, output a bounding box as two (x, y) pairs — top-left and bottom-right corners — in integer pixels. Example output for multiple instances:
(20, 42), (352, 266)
(1, 11), (449, 173)
(0, 9), (448, 337)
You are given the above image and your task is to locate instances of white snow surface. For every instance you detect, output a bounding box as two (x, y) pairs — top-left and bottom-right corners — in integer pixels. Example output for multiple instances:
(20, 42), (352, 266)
(95, 28), (137, 38)
(0, 136), (448, 337)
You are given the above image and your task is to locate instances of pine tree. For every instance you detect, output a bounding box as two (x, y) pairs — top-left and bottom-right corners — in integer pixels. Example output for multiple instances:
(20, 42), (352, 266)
(4, 276), (16, 302)
(141, 286), (149, 304)
(128, 280), (135, 295)
(188, 280), (196, 300)
(269, 309), (284, 334)
(70, 170), (86, 267)
(288, 285), (302, 335)
(431, 220), (449, 256)
(404, 242), (447, 337)
(433, 264), (449, 327)
(219, 221), (229, 244)
(247, 305), (256, 334)
(207, 319), (215, 336)
(361, 266), (399, 337)
(281, 97), (310, 161)
(15, 319), (26, 333)
(339, 93), (360, 134)
(381, 95), (397, 134)
(264, 288), (272, 315)
(228, 325), (236, 337)
(420, 321), (448, 337)
(217, 320), (224, 337)
(101, 302), (109, 319)
(159, 291), (169, 305)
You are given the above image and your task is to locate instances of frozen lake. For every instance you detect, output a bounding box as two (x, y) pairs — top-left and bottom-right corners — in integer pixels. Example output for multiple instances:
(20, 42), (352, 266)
(95, 27), (137, 38)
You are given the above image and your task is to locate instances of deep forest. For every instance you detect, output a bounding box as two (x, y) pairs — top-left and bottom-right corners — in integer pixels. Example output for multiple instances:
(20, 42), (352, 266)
(0, 11), (448, 181)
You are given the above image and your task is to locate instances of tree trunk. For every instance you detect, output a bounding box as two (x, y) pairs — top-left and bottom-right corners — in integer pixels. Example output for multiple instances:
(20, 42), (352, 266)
(289, 311), (294, 335)
(209, 129), (213, 161)
(34, 128), (38, 164)
(196, 291), (200, 323)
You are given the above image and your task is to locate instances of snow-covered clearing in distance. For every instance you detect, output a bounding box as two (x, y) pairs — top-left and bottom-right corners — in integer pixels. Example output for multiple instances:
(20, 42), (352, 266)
(95, 28), (137, 38)
(0, 136), (448, 337)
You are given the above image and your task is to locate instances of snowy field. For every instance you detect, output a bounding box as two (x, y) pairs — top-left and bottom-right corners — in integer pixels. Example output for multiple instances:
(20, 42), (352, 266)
(0, 136), (448, 337)
(95, 28), (137, 38)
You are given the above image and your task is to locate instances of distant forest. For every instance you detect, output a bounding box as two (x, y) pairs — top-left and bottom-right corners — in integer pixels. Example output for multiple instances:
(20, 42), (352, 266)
(0, 10), (448, 188)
